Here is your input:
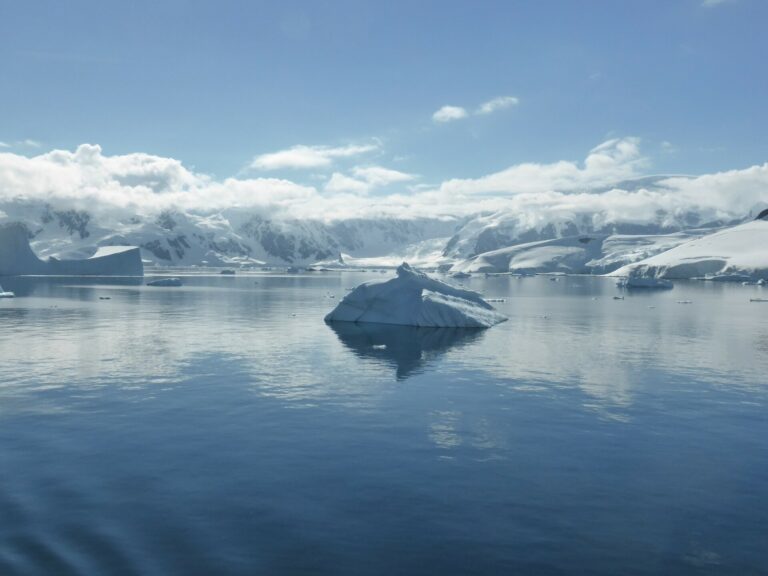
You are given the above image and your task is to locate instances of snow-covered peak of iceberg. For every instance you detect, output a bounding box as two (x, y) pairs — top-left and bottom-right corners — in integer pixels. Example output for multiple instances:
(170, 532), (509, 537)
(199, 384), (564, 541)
(325, 262), (507, 328)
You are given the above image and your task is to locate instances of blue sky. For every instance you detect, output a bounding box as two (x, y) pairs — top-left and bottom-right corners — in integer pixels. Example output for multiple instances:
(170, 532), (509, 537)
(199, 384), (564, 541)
(0, 0), (766, 213)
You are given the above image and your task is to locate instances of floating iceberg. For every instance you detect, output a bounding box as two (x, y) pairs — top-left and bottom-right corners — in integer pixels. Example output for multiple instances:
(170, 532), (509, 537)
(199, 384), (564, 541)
(0, 222), (143, 277)
(324, 262), (507, 328)
(146, 277), (183, 287)
(0, 284), (14, 298)
(615, 275), (673, 289)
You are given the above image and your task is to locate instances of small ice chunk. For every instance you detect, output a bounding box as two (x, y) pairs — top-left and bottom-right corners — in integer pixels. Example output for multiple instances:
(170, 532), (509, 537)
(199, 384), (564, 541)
(147, 277), (183, 287)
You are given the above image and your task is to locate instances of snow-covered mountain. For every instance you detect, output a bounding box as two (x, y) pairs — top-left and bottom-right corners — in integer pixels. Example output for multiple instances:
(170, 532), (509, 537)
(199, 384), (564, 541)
(1, 175), (764, 274)
(440, 175), (755, 260)
(442, 207), (738, 261)
(610, 215), (768, 280)
(0, 200), (461, 267)
(449, 230), (714, 275)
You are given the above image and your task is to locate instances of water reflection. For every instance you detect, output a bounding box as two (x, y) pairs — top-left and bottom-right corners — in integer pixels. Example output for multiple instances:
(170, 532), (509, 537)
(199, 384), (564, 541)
(0, 276), (143, 297)
(327, 321), (484, 380)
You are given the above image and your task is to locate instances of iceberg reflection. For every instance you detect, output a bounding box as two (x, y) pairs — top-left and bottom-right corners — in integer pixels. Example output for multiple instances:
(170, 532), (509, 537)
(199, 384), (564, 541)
(327, 321), (484, 380)
(0, 275), (143, 297)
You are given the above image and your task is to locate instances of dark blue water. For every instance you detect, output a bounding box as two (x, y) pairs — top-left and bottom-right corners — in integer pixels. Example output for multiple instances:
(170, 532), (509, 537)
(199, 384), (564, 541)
(0, 273), (766, 575)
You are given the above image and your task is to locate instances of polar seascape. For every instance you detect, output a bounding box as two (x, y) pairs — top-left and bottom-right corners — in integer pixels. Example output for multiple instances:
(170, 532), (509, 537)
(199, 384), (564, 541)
(0, 272), (766, 574)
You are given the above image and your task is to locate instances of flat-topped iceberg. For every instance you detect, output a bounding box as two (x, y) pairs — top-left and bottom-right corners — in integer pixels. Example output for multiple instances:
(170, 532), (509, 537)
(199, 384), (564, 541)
(146, 277), (183, 287)
(0, 222), (143, 277)
(325, 262), (507, 328)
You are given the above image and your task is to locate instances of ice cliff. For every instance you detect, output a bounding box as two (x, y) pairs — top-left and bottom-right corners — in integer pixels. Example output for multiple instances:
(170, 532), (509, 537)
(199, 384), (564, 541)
(0, 222), (143, 276)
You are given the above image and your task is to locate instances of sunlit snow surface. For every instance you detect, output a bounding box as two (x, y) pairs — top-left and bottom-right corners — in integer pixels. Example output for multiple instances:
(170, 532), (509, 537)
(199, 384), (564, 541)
(612, 219), (768, 280)
(0, 272), (766, 575)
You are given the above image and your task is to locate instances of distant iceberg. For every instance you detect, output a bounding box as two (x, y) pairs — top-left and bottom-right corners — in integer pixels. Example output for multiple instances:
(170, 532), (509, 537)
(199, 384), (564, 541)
(325, 262), (507, 328)
(0, 222), (143, 277)
(0, 284), (14, 298)
(146, 277), (183, 287)
(615, 275), (673, 289)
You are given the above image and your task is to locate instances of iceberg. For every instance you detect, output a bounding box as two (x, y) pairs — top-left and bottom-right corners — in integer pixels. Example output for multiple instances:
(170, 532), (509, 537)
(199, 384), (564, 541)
(0, 222), (143, 277)
(324, 262), (507, 328)
(0, 284), (14, 298)
(146, 277), (183, 287)
(615, 275), (673, 289)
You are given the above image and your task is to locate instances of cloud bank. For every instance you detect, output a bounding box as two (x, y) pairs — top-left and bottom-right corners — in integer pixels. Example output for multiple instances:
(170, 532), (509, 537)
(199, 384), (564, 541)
(0, 139), (766, 227)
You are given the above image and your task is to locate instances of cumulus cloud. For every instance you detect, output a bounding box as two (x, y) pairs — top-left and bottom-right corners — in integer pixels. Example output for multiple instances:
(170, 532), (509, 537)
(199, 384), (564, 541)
(433, 96), (519, 123)
(476, 96), (519, 115)
(1, 139), (766, 227)
(437, 137), (647, 197)
(432, 105), (468, 123)
(324, 165), (416, 195)
(351, 166), (415, 186)
(0, 144), (317, 218)
(324, 172), (371, 195)
(249, 142), (378, 171)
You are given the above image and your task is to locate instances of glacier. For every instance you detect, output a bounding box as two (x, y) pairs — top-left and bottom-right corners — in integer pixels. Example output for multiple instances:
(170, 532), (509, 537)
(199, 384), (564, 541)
(325, 263), (507, 328)
(449, 230), (707, 275)
(610, 217), (768, 280)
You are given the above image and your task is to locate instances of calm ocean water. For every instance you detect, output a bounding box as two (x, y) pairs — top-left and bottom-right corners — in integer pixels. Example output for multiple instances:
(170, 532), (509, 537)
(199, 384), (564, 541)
(0, 272), (766, 575)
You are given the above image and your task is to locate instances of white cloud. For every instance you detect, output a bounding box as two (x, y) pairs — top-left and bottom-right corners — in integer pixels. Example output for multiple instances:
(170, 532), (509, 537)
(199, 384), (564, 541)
(324, 172), (371, 195)
(249, 142), (378, 171)
(702, 0), (732, 6)
(476, 96), (519, 115)
(0, 141), (9, 148)
(325, 165), (416, 195)
(432, 105), (468, 123)
(21, 139), (41, 148)
(1, 139), (767, 227)
(438, 137), (647, 196)
(351, 166), (415, 187)
(0, 144), (317, 217)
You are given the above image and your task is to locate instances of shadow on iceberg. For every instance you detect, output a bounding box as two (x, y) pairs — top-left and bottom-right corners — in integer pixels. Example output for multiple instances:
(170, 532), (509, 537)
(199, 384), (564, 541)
(327, 321), (484, 380)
